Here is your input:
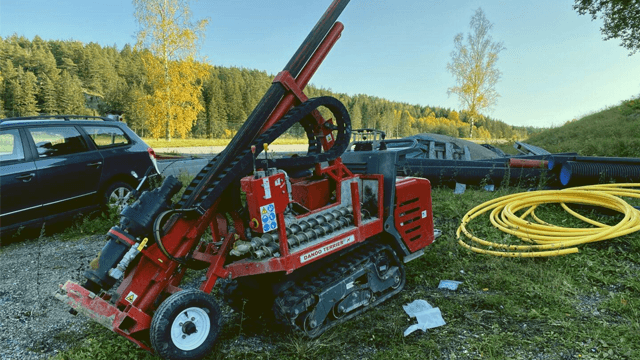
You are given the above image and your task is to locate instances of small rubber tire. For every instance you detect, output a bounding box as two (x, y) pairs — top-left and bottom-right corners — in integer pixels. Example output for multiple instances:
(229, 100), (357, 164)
(103, 181), (134, 213)
(150, 289), (222, 360)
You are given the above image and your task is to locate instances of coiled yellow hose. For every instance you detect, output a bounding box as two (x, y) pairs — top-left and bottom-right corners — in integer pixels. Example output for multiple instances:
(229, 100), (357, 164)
(456, 183), (640, 257)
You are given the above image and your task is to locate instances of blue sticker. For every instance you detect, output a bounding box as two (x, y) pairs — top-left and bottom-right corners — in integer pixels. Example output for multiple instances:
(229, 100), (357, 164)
(263, 224), (270, 232)
(269, 213), (276, 221)
(262, 215), (269, 223)
(270, 222), (277, 230)
(268, 204), (274, 212)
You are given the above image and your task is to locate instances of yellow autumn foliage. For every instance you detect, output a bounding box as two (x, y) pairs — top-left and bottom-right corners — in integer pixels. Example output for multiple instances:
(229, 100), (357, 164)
(141, 53), (209, 139)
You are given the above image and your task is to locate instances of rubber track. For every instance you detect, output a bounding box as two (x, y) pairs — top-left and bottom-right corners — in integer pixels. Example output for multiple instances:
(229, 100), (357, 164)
(177, 96), (351, 214)
(273, 242), (406, 338)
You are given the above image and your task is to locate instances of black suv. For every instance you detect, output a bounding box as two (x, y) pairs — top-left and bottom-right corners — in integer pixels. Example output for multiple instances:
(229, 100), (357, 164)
(0, 115), (159, 240)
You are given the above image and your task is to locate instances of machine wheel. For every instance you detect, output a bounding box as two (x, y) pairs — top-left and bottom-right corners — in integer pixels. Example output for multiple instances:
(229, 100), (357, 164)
(103, 181), (134, 212)
(150, 289), (222, 360)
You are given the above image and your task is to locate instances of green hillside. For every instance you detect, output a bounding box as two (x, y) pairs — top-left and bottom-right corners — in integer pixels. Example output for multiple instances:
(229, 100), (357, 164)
(525, 97), (640, 157)
(0, 35), (530, 140)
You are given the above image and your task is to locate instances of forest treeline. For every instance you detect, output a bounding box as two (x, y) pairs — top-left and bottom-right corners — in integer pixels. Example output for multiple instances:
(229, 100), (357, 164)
(0, 35), (538, 139)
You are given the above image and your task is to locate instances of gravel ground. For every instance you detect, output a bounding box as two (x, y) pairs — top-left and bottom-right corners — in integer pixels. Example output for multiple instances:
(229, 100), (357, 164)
(0, 235), (104, 360)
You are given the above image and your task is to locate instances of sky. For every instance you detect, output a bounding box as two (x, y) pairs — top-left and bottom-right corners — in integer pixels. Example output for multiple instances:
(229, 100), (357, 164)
(1, 0), (639, 128)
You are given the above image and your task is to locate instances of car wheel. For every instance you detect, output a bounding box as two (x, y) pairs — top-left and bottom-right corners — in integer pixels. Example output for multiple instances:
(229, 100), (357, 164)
(103, 181), (134, 213)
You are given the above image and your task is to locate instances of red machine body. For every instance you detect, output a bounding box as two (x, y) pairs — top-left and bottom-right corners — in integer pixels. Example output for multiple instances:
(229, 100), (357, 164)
(56, 2), (436, 359)
(241, 172), (290, 233)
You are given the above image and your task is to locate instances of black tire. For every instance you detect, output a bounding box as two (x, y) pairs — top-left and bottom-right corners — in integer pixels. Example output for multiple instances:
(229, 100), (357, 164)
(103, 181), (134, 212)
(150, 289), (222, 360)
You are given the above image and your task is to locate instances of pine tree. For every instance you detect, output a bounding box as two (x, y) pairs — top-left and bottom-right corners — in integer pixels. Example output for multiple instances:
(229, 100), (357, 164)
(39, 75), (58, 114)
(56, 70), (86, 114)
(13, 69), (39, 116)
(349, 101), (362, 129)
(398, 110), (413, 137)
(0, 71), (5, 118)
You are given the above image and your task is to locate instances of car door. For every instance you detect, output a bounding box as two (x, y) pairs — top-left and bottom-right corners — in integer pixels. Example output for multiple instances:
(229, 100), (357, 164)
(0, 128), (41, 234)
(81, 125), (141, 183)
(27, 125), (104, 220)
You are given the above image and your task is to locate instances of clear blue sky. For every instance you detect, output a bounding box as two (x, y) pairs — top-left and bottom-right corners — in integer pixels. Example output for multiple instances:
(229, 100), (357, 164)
(1, 0), (639, 128)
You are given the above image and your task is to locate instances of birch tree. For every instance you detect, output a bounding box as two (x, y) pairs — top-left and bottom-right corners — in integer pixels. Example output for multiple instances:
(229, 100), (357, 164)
(133, 0), (209, 140)
(447, 8), (504, 138)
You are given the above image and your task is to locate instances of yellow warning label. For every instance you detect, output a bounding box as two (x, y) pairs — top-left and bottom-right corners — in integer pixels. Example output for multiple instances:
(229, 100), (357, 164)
(125, 291), (138, 304)
(262, 208), (268, 214)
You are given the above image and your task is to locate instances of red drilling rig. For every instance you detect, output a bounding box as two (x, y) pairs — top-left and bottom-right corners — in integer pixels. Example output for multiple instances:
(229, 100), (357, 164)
(57, 1), (435, 359)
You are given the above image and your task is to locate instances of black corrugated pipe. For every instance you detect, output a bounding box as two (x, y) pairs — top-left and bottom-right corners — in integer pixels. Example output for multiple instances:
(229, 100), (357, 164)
(399, 164), (555, 188)
(548, 155), (640, 171)
(560, 161), (640, 186)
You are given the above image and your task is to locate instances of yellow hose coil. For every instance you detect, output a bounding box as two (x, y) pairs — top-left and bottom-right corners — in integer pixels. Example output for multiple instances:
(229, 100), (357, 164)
(456, 183), (640, 257)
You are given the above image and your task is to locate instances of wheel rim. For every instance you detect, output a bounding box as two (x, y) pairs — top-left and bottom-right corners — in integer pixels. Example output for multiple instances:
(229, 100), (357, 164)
(108, 186), (131, 212)
(170, 307), (210, 351)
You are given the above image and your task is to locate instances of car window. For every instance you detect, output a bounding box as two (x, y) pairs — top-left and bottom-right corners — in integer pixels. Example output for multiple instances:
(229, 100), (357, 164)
(82, 126), (131, 148)
(0, 129), (25, 162)
(28, 126), (88, 158)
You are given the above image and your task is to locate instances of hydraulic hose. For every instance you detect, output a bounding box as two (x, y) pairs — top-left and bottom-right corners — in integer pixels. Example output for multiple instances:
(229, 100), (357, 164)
(456, 183), (640, 257)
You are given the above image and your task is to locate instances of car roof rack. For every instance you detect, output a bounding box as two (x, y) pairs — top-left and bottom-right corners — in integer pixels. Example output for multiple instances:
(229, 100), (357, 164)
(0, 115), (118, 123)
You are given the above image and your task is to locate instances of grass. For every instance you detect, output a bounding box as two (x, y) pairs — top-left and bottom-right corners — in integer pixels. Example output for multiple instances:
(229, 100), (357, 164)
(525, 95), (640, 157)
(52, 184), (640, 360)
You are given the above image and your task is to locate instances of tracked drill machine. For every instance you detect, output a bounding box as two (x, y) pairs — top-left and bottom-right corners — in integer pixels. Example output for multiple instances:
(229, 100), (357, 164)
(57, 1), (435, 359)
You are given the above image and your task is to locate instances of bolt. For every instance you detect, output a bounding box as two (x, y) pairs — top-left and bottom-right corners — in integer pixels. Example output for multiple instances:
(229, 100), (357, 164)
(310, 320), (317, 328)
(182, 335), (186, 339)
(191, 317), (195, 321)
(179, 322), (183, 326)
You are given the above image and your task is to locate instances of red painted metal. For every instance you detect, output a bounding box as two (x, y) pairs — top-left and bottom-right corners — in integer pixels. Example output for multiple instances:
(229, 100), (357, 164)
(509, 158), (549, 168)
(394, 178), (434, 252)
(108, 228), (136, 246)
(241, 173), (289, 233)
(291, 178), (331, 211)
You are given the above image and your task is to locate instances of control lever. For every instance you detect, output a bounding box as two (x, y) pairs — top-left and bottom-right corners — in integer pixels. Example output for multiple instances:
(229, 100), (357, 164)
(125, 166), (158, 203)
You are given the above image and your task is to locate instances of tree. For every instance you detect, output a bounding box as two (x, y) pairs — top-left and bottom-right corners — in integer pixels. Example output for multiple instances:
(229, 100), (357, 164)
(574, 0), (640, 55)
(447, 8), (504, 138)
(141, 53), (209, 138)
(39, 75), (58, 114)
(0, 71), (5, 118)
(13, 69), (39, 116)
(56, 70), (86, 114)
(133, 0), (210, 140)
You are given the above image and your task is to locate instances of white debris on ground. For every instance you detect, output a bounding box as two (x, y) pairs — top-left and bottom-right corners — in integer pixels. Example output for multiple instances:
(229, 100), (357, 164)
(438, 280), (463, 290)
(402, 299), (446, 337)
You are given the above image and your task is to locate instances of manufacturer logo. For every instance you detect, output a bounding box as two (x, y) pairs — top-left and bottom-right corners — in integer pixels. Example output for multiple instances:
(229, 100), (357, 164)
(299, 235), (355, 263)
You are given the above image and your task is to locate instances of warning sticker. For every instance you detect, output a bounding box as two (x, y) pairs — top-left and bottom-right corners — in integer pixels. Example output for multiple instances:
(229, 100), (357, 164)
(260, 203), (277, 232)
(125, 291), (138, 304)
(262, 177), (271, 199)
(326, 133), (333, 142)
